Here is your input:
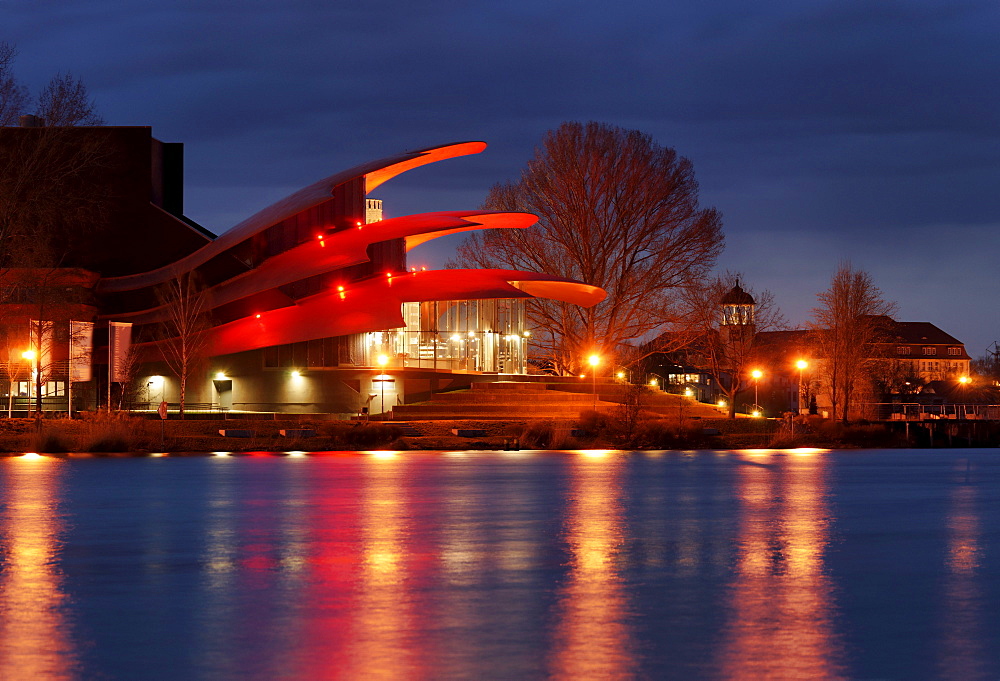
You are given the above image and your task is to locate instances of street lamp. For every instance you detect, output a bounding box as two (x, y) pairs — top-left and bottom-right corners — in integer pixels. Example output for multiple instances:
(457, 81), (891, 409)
(21, 350), (36, 412)
(588, 354), (600, 409)
(751, 369), (763, 416)
(376, 354), (389, 417)
(958, 375), (971, 418)
(796, 360), (808, 415)
(791, 360), (808, 435)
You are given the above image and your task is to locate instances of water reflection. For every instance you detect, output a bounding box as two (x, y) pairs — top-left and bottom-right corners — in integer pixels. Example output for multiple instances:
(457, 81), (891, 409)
(717, 451), (845, 679)
(0, 457), (77, 680)
(352, 454), (427, 679)
(548, 452), (636, 679)
(937, 468), (990, 678)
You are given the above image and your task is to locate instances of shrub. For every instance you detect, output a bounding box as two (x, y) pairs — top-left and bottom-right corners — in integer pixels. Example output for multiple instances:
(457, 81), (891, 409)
(517, 422), (554, 449)
(342, 424), (403, 448)
(79, 411), (155, 452)
(575, 410), (610, 437)
(513, 421), (572, 449)
(768, 432), (805, 449)
(30, 429), (71, 453)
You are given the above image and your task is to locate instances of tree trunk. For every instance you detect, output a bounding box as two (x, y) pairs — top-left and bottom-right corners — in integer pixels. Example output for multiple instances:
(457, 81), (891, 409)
(179, 372), (186, 420)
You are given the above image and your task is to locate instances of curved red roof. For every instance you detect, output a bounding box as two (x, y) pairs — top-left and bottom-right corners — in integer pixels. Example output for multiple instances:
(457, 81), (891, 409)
(97, 141), (488, 293)
(201, 269), (607, 357)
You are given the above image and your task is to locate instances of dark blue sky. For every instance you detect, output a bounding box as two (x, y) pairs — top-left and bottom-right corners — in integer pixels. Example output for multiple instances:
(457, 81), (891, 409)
(5, 0), (999, 355)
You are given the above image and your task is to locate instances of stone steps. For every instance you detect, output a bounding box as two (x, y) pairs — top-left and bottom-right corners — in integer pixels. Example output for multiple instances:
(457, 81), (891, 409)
(391, 380), (724, 421)
(430, 391), (594, 403)
(392, 404), (614, 420)
(392, 381), (612, 420)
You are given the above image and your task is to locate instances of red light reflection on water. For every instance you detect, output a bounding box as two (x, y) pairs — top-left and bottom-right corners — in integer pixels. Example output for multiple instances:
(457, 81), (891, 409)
(548, 451), (636, 679)
(297, 454), (433, 680)
(0, 457), (77, 680)
(717, 451), (845, 680)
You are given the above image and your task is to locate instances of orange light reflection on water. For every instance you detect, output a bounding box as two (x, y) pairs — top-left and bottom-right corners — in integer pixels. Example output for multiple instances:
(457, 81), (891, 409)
(0, 457), (77, 680)
(717, 451), (845, 679)
(548, 452), (636, 679)
(937, 477), (989, 678)
(343, 453), (430, 680)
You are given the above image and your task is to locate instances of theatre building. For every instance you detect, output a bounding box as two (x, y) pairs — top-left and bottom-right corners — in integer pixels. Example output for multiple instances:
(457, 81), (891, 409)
(0, 123), (604, 416)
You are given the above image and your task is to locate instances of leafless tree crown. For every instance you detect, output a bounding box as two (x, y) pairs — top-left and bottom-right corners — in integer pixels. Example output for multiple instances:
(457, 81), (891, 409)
(810, 262), (897, 423)
(0, 42), (28, 127)
(0, 46), (108, 270)
(455, 121), (724, 374)
(156, 273), (211, 417)
(36, 72), (104, 126)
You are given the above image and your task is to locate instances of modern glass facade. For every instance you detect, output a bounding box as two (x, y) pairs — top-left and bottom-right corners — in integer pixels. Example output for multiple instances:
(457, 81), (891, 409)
(363, 299), (528, 373)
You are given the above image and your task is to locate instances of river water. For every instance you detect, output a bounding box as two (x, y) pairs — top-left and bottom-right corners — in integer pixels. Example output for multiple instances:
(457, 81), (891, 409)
(0, 449), (997, 680)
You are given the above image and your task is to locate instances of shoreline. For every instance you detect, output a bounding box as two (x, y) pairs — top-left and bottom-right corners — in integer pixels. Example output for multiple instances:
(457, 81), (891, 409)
(1, 415), (996, 453)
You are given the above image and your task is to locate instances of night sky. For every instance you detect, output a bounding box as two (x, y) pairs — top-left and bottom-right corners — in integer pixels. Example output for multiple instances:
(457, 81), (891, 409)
(5, 0), (998, 356)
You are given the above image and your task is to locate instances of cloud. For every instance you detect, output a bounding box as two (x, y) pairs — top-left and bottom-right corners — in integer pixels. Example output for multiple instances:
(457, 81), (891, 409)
(3, 0), (997, 350)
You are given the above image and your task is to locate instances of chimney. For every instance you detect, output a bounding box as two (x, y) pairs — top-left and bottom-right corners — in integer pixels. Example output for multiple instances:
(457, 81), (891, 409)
(19, 114), (45, 128)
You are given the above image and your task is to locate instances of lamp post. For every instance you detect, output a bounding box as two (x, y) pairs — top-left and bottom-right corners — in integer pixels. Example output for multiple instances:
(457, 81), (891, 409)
(792, 360), (808, 435)
(796, 360), (808, 414)
(21, 350), (36, 415)
(376, 353), (389, 418)
(751, 369), (763, 416)
(588, 354), (600, 410)
(958, 375), (970, 418)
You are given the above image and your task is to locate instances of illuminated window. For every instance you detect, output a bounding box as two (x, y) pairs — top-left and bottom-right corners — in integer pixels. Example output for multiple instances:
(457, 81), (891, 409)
(923, 347), (936, 356)
(896, 346), (911, 355)
(948, 347), (961, 356)
(14, 381), (65, 397)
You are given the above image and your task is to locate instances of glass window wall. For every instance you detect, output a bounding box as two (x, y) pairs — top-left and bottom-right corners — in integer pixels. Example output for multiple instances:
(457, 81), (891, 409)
(362, 299), (528, 373)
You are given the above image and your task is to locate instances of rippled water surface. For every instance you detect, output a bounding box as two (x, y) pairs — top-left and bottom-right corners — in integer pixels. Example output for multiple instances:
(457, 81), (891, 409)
(1, 449), (999, 680)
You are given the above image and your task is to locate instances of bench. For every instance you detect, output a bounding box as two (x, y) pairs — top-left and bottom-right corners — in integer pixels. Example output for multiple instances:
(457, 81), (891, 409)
(451, 428), (487, 437)
(219, 429), (254, 438)
(279, 429), (316, 438)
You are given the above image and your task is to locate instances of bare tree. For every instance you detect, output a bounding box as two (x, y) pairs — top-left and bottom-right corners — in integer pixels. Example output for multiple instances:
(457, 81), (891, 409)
(0, 45), (101, 128)
(156, 273), (211, 418)
(0, 42), (28, 126)
(971, 342), (1000, 384)
(36, 73), (104, 126)
(454, 121), (724, 374)
(680, 274), (786, 418)
(612, 382), (651, 444)
(0, 43), (108, 267)
(0, 129), (112, 269)
(1, 321), (31, 417)
(811, 262), (897, 423)
(113, 344), (142, 411)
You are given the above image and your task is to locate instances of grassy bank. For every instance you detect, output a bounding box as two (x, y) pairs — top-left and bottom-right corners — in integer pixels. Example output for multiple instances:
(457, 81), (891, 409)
(0, 411), (986, 453)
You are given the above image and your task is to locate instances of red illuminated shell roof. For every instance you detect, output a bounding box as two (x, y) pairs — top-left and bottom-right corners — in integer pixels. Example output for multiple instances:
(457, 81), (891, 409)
(106, 211), (538, 324)
(98, 141), (489, 294)
(203, 269), (606, 357)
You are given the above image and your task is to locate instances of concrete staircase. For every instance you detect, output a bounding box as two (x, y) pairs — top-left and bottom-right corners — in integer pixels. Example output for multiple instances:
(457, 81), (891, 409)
(390, 380), (725, 421)
(391, 381), (613, 420)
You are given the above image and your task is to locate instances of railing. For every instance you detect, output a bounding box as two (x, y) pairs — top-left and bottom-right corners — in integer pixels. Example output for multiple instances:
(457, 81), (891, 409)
(134, 401), (230, 413)
(862, 403), (1000, 421)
